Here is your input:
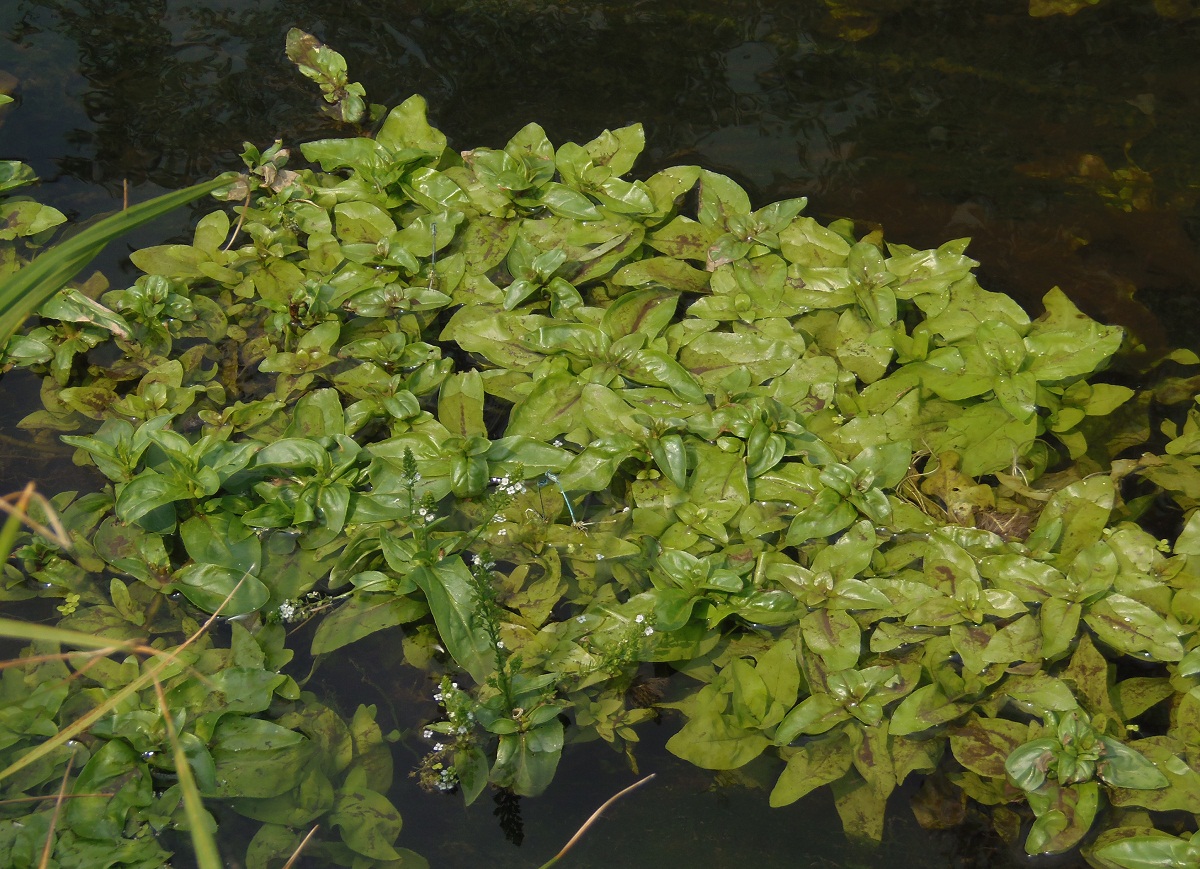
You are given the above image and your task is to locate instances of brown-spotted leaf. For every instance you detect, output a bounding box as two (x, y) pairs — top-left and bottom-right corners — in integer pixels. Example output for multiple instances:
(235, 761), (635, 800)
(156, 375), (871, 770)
(770, 732), (853, 807)
(848, 722), (896, 801)
(949, 714), (1029, 778)
(832, 771), (887, 843)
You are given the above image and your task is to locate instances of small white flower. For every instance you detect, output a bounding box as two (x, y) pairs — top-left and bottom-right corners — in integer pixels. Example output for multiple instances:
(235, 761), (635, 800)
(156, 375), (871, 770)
(497, 528), (508, 536)
(576, 615), (587, 623)
(496, 640), (505, 649)
(434, 692), (444, 702)
(635, 614), (645, 624)
(644, 627), (654, 636)
(433, 742), (445, 751)
(278, 601), (297, 622)
(596, 553), (604, 561)
(423, 729), (433, 739)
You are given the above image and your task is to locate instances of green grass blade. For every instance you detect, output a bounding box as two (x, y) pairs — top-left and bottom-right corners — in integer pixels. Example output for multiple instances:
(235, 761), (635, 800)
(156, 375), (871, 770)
(0, 176), (230, 341)
(0, 616), (138, 652)
(154, 681), (222, 869)
(0, 509), (22, 564)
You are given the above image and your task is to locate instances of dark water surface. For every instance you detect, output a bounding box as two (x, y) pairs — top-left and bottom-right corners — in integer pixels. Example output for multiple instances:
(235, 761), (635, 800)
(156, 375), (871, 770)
(2, 0), (1199, 866)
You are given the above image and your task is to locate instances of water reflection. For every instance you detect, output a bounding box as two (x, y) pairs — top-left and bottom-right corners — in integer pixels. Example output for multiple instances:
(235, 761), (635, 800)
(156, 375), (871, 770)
(4, 0), (1197, 360)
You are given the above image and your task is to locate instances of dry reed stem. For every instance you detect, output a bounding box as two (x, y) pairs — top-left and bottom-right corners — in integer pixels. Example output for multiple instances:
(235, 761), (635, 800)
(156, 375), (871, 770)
(0, 483), (71, 549)
(537, 773), (656, 869)
(37, 751), (75, 869)
(0, 792), (112, 807)
(282, 825), (320, 869)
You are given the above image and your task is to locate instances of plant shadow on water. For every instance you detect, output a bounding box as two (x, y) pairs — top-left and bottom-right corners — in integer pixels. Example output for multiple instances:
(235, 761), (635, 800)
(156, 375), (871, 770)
(2, 2), (1200, 868)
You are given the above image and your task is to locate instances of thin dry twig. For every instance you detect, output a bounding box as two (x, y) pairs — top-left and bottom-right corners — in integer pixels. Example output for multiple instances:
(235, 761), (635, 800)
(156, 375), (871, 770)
(0, 648), (122, 672)
(282, 824), (320, 869)
(0, 791), (112, 807)
(537, 773), (656, 869)
(221, 185), (252, 252)
(37, 750), (75, 869)
(0, 483), (71, 549)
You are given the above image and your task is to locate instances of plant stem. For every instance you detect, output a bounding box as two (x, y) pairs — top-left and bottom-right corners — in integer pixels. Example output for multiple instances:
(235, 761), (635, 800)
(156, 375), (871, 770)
(535, 774), (655, 869)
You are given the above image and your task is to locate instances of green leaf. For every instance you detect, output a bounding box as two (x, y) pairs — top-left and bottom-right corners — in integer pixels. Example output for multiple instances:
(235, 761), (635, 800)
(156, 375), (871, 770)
(697, 170), (751, 230)
(774, 693), (849, 740)
(64, 740), (149, 839)
(538, 183), (602, 219)
(950, 715), (1030, 778)
(494, 720), (564, 796)
(311, 593), (429, 655)
(376, 95), (446, 158)
(115, 470), (188, 526)
(1005, 737), (1057, 791)
(890, 684), (972, 736)
(171, 563), (270, 616)
(1024, 781), (1099, 855)
(438, 370), (486, 438)
(665, 707), (770, 770)
(1091, 833), (1195, 869)
(832, 771), (888, 843)
(1097, 736), (1169, 789)
(800, 609), (862, 671)
(1085, 595), (1184, 662)
(409, 558), (495, 684)
(208, 717), (311, 799)
(180, 512), (261, 573)
(285, 388), (346, 438)
(770, 734), (853, 806)
(330, 784), (404, 861)
(1025, 287), (1124, 383)
(787, 489), (856, 544)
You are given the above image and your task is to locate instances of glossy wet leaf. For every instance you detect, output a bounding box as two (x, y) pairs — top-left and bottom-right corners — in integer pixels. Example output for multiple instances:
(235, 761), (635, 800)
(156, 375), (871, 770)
(171, 563), (270, 616)
(1025, 781), (1099, 855)
(1090, 832), (1199, 869)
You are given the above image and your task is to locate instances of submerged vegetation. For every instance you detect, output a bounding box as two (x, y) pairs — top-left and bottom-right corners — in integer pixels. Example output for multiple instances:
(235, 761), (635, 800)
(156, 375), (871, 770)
(3, 28), (1200, 869)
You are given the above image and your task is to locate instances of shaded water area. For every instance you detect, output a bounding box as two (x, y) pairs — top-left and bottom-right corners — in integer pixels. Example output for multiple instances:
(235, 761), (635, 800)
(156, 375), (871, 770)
(2, 0), (1199, 866)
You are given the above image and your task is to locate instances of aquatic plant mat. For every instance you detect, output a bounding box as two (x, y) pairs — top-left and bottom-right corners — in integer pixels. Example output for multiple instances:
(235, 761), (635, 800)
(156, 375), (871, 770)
(3, 29), (1200, 869)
